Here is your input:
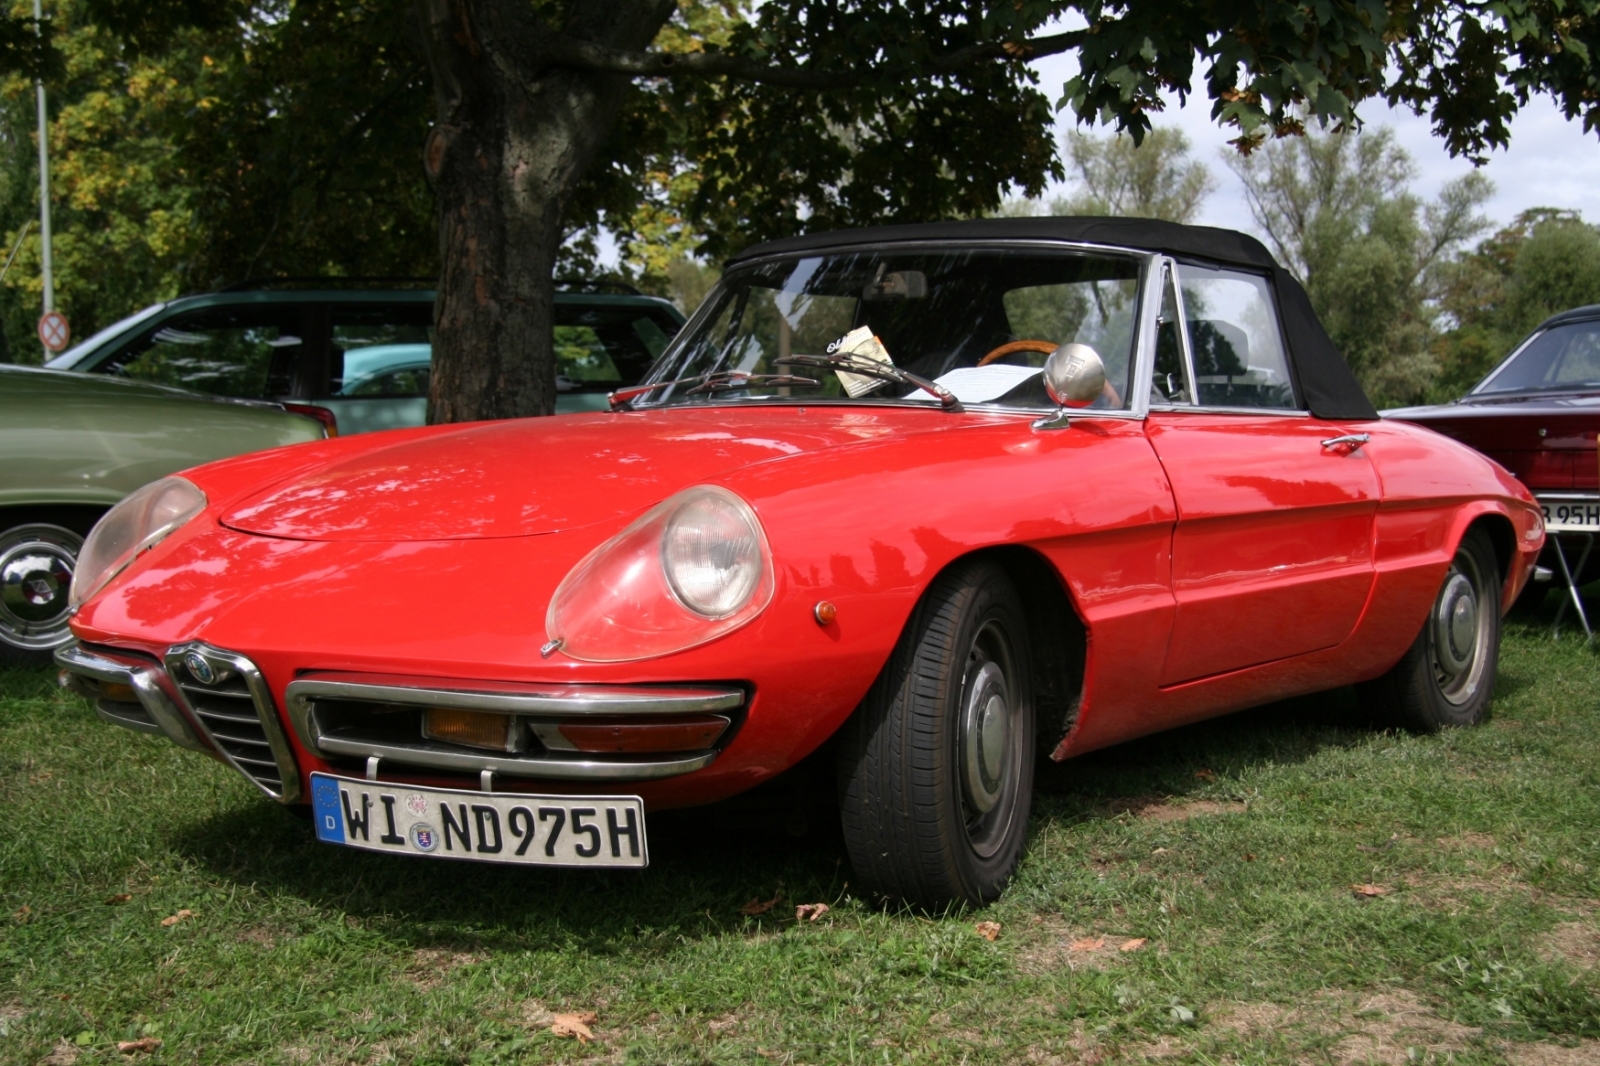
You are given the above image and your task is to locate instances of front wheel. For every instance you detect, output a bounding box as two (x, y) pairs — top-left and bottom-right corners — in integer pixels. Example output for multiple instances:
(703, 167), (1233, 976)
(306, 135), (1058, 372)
(0, 523), (85, 666)
(1359, 526), (1502, 731)
(837, 558), (1035, 907)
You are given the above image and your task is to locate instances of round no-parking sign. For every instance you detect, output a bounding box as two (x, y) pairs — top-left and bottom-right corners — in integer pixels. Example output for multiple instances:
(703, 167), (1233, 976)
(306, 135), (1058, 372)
(38, 310), (69, 352)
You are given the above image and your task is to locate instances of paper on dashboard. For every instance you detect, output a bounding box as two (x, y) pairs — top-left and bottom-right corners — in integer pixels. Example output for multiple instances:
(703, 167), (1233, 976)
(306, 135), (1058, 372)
(926, 365), (1041, 404)
(827, 326), (893, 397)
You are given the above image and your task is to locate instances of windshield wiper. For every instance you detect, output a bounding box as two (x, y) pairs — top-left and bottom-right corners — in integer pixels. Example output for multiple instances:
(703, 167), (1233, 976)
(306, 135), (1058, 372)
(774, 352), (962, 411)
(609, 370), (820, 410)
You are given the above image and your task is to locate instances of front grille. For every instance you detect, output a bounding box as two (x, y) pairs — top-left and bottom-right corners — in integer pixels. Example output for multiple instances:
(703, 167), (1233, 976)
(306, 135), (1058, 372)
(166, 644), (301, 802)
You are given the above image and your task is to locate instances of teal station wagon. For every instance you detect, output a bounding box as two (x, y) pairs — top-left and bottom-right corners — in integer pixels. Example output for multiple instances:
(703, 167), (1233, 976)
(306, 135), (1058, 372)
(46, 280), (686, 435)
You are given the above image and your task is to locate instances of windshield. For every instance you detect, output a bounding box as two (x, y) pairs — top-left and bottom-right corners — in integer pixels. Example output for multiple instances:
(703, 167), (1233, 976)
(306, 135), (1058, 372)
(643, 246), (1145, 411)
(44, 302), (167, 368)
(1476, 319), (1600, 394)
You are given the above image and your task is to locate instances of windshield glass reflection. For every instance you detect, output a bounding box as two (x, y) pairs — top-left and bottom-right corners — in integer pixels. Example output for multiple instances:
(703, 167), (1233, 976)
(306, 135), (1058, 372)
(643, 247), (1145, 411)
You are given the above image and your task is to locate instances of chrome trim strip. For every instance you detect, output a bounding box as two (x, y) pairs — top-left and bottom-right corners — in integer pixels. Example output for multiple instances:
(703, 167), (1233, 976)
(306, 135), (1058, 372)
(55, 643), (208, 752)
(314, 734), (717, 781)
(1150, 404), (1312, 417)
(283, 675), (743, 758)
(164, 642), (303, 804)
(283, 674), (742, 781)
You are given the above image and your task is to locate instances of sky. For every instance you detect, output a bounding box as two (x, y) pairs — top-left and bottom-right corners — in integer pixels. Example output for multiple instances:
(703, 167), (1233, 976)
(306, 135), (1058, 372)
(1025, 49), (1600, 233)
(594, 37), (1600, 268)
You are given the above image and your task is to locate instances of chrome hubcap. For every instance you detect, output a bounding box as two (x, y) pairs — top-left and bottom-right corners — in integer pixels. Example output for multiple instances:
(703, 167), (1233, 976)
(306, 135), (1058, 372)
(958, 618), (1023, 858)
(1431, 555), (1490, 706)
(961, 661), (1010, 814)
(0, 524), (83, 650)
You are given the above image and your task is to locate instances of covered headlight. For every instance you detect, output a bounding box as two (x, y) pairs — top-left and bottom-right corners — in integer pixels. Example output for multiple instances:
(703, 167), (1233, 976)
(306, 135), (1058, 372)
(546, 485), (774, 662)
(69, 477), (207, 608)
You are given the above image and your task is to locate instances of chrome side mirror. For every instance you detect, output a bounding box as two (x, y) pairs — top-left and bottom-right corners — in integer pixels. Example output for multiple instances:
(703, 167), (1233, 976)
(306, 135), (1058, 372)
(1042, 343), (1105, 408)
(1033, 343), (1105, 429)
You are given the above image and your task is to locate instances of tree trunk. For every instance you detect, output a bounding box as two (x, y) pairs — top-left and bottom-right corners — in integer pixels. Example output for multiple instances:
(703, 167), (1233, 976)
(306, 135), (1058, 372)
(414, 0), (673, 424)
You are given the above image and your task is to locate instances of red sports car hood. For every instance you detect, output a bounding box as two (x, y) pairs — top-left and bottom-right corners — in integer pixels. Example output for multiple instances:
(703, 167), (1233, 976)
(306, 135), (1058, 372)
(219, 407), (942, 541)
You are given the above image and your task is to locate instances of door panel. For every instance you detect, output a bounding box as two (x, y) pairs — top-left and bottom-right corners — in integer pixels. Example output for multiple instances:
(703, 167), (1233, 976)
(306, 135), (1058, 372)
(1147, 414), (1380, 685)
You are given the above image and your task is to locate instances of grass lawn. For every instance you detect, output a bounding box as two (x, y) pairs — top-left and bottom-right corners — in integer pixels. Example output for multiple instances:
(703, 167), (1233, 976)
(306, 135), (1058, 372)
(5, 600), (1600, 1065)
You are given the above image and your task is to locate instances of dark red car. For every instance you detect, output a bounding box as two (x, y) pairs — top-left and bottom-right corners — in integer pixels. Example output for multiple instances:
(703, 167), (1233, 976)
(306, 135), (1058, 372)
(1388, 305), (1600, 599)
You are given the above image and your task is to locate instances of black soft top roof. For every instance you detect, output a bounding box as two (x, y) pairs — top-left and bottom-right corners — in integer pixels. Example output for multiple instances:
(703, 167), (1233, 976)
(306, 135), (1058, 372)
(728, 216), (1377, 421)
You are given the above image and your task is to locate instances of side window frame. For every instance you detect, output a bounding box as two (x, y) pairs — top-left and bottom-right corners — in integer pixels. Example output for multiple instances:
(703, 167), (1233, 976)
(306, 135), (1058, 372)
(1146, 258), (1198, 409)
(1172, 261), (1306, 415)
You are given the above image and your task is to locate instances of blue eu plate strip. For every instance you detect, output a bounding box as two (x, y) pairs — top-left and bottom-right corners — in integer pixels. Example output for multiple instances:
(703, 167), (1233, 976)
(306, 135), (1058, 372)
(310, 773), (345, 843)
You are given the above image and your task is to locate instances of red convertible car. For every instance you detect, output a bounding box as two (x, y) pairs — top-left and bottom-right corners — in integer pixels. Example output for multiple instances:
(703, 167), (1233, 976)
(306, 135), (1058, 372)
(58, 218), (1543, 906)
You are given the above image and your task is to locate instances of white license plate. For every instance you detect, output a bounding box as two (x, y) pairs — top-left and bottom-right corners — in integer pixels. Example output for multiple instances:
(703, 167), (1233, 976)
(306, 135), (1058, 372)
(1540, 498), (1600, 532)
(309, 773), (647, 867)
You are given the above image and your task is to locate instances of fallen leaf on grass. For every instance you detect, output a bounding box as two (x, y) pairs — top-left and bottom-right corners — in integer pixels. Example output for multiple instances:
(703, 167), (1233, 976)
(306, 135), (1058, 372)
(159, 909), (193, 927)
(1194, 769), (1216, 781)
(117, 1038), (162, 1054)
(11, 905), (31, 923)
(974, 921), (1001, 941)
(104, 894), (131, 906)
(795, 903), (830, 922)
(1069, 937), (1105, 952)
(741, 893), (781, 916)
(1350, 883), (1391, 898)
(1119, 937), (1148, 952)
(550, 1011), (597, 1044)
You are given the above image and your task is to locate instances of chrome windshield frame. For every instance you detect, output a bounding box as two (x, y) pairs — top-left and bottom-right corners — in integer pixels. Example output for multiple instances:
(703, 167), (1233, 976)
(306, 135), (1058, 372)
(632, 238), (1160, 419)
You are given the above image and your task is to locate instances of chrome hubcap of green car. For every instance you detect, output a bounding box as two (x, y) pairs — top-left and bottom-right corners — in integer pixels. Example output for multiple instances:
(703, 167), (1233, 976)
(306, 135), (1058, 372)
(0, 524), (83, 650)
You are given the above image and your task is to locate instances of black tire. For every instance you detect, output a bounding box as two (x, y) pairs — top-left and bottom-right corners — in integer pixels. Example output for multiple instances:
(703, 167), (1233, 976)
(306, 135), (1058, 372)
(836, 558), (1035, 907)
(1358, 526), (1502, 732)
(0, 522), (85, 667)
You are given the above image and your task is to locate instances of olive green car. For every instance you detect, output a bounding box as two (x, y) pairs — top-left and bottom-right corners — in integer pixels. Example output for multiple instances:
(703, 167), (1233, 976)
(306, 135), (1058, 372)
(0, 364), (326, 663)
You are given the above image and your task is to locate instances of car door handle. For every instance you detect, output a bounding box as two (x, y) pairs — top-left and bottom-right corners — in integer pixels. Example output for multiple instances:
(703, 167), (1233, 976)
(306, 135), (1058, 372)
(1321, 433), (1370, 452)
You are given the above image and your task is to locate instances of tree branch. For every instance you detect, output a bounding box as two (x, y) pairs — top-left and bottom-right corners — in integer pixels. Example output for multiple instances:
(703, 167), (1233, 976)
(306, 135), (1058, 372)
(538, 29), (1087, 89)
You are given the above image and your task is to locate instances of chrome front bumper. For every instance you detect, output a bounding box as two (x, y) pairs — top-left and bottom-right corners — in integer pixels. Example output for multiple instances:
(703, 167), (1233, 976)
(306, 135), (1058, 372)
(59, 642), (745, 798)
(285, 674), (745, 782)
(55, 643), (208, 752)
(57, 641), (302, 803)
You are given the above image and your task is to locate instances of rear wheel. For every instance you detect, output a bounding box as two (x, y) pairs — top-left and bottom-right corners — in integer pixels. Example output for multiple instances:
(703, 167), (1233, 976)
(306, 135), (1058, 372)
(1359, 527), (1501, 731)
(0, 523), (84, 666)
(837, 559), (1035, 907)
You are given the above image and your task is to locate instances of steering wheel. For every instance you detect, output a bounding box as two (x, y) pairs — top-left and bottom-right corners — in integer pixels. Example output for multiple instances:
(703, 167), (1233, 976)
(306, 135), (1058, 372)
(977, 339), (1058, 367)
(975, 338), (1123, 407)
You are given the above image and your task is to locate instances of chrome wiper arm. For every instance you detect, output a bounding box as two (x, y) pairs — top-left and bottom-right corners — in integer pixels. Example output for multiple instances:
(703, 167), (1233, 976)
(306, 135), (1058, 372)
(609, 370), (822, 410)
(773, 353), (962, 411)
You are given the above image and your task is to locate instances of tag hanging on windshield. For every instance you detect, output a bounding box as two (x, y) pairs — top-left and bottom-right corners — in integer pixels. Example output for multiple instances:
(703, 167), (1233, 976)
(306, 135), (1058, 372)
(826, 326), (894, 398)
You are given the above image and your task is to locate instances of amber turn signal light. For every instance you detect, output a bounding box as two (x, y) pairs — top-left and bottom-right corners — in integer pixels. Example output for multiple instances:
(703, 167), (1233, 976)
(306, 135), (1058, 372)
(99, 681), (136, 703)
(423, 708), (516, 752)
(556, 714), (730, 754)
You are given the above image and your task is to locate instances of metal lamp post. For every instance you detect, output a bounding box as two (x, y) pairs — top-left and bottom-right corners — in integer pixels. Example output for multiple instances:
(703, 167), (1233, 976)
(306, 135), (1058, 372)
(33, 0), (54, 352)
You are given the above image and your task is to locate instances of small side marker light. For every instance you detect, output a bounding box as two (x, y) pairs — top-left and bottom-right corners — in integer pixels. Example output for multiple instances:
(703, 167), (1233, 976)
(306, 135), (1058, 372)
(814, 601), (837, 625)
